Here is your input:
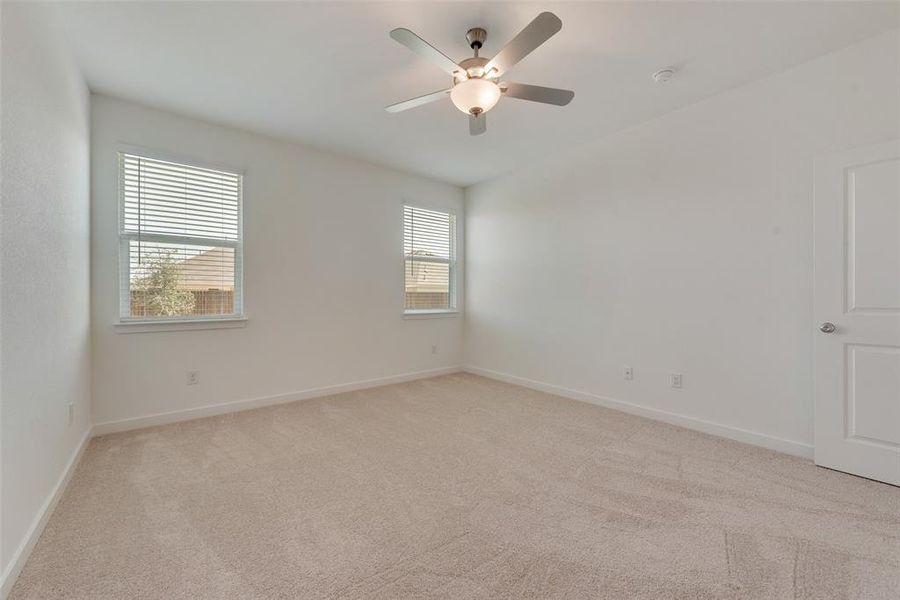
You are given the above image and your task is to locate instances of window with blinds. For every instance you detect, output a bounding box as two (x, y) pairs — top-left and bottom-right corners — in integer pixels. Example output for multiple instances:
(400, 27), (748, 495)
(119, 152), (242, 321)
(403, 205), (456, 312)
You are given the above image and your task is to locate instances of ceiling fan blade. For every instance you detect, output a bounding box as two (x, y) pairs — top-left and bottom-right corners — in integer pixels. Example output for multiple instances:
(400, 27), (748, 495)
(483, 12), (562, 78)
(501, 82), (574, 106)
(469, 112), (486, 136)
(385, 89), (451, 113)
(390, 28), (465, 78)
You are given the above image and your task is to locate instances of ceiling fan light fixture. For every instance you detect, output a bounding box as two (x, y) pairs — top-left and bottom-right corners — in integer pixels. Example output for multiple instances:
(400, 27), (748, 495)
(450, 78), (501, 115)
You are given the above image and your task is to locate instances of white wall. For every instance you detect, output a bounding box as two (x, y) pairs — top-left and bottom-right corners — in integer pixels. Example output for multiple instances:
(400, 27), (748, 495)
(91, 96), (463, 428)
(0, 1), (92, 591)
(464, 30), (900, 454)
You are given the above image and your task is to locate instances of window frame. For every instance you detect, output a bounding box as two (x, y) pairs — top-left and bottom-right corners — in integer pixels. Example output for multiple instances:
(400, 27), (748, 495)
(116, 146), (245, 328)
(402, 203), (459, 317)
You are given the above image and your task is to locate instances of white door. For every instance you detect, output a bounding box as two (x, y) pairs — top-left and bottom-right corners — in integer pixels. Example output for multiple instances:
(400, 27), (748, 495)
(814, 139), (900, 486)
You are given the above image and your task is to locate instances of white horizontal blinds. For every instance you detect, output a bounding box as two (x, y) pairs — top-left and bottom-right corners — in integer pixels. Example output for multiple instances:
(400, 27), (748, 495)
(121, 154), (239, 240)
(404, 206), (453, 260)
(404, 205), (455, 311)
(119, 153), (242, 319)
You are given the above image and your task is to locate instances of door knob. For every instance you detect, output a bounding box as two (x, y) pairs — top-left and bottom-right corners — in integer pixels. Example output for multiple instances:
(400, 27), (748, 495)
(819, 322), (836, 333)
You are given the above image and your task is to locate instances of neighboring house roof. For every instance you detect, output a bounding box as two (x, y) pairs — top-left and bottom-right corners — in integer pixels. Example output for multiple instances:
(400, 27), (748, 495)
(171, 248), (445, 293)
(177, 247), (235, 291)
(406, 259), (449, 294)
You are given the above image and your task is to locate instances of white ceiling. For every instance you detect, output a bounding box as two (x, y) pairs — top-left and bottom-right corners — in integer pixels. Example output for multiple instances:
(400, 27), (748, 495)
(45, 1), (899, 186)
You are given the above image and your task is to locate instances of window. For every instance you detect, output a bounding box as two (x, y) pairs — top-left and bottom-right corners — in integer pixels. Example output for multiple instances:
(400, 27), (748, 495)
(403, 205), (457, 313)
(119, 152), (242, 322)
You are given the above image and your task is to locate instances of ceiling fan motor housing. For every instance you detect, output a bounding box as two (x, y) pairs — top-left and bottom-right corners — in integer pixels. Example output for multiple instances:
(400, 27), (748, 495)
(455, 56), (491, 83)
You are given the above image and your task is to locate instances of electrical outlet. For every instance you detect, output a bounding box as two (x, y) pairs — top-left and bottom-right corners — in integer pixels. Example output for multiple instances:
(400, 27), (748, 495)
(67, 403), (74, 426)
(670, 373), (683, 389)
(624, 366), (633, 381)
(431, 344), (438, 355)
(187, 370), (200, 386)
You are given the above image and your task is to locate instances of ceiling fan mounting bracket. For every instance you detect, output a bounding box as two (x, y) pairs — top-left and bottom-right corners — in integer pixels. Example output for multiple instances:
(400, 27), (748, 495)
(466, 27), (487, 51)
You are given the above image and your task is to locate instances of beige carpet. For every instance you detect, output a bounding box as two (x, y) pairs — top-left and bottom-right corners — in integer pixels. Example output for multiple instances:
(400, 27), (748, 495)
(10, 373), (900, 599)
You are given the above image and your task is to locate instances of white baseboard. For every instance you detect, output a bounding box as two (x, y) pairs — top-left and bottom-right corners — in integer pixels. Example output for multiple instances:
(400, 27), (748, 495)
(1, 427), (92, 600)
(92, 366), (463, 436)
(463, 365), (814, 459)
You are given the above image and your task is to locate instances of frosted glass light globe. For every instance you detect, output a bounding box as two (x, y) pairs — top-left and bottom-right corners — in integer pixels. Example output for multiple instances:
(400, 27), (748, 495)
(450, 78), (501, 115)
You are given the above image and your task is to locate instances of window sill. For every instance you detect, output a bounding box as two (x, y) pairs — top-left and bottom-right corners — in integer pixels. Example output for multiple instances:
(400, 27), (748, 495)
(114, 317), (248, 334)
(403, 310), (460, 320)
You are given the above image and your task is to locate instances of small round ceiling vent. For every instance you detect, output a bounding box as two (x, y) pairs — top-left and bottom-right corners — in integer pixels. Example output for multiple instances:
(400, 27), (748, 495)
(652, 68), (675, 83)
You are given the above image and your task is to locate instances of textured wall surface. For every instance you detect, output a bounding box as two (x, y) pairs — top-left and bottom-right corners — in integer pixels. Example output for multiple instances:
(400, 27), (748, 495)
(0, 1), (92, 585)
(464, 30), (900, 451)
(90, 95), (464, 426)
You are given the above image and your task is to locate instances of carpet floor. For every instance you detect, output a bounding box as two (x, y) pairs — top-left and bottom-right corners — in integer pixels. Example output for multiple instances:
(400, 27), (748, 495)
(10, 373), (900, 599)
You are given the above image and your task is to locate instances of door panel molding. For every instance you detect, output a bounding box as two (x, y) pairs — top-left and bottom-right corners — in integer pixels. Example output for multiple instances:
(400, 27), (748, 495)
(814, 139), (900, 486)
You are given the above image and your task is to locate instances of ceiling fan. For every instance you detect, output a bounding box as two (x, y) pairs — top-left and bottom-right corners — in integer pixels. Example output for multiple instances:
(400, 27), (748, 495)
(385, 12), (574, 136)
